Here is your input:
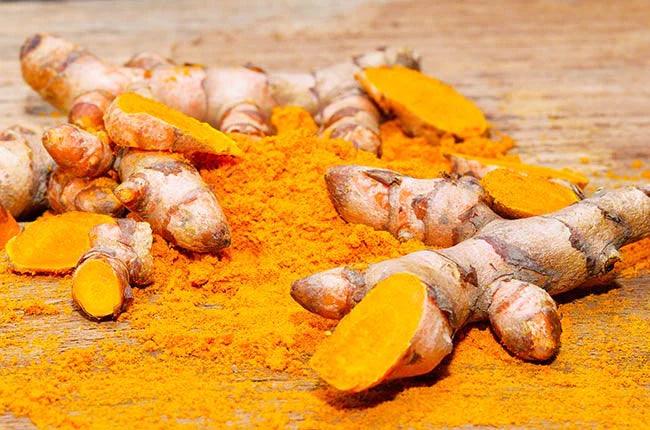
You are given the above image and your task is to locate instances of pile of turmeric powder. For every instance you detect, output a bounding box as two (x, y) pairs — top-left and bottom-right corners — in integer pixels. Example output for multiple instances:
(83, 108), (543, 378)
(0, 109), (648, 428)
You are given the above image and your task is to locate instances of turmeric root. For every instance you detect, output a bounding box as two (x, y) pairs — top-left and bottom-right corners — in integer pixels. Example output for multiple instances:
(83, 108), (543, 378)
(115, 150), (231, 253)
(481, 168), (580, 218)
(292, 185), (650, 391)
(47, 169), (124, 216)
(310, 273), (452, 392)
(447, 153), (589, 189)
(21, 34), (420, 153)
(68, 90), (114, 131)
(314, 48), (421, 155)
(104, 92), (243, 157)
(42, 124), (114, 178)
(0, 125), (55, 219)
(326, 165), (500, 247)
(73, 219), (153, 320)
(124, 51), (174, 69)
(6, 211), (116, 273)
(0, 205), (21, 249)
(357, 66), (488, 142)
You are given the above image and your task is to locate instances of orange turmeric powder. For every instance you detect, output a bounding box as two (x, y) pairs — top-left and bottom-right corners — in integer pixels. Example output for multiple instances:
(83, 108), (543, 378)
(0, 108), (647, 428)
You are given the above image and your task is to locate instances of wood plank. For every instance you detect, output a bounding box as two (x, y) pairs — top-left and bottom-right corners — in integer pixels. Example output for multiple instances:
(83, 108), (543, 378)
(0, 1), (648, 428)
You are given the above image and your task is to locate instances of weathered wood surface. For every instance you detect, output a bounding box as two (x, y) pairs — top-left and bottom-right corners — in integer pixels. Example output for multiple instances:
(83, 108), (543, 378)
(1, 0), (648, 428)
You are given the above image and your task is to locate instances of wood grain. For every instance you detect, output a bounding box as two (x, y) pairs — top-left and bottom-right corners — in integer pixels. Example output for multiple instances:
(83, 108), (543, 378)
(0, 0), (648, 428)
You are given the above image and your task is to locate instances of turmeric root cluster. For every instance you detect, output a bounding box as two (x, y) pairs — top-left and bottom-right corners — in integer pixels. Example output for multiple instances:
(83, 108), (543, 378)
(294, 185), (650, 391)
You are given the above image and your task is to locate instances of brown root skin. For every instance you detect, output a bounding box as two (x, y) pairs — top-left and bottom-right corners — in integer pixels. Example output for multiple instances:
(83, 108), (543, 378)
(357, 66), (487, 142)
(73, 219), (153, 321)
(115, 150), (231, 253)
(20, 33), (142, 111)
(47, 169), (124, 217)
(20, 34), (421, 152)
(0, 205), (21, 249)
(43, 124), (115, 178)
(0, 125), (56, 219)
(447, 153), (589, 189)
(314, 47), (421, 155)
(104, 93), (243, 157)
(6, 212), (116, 274)
(325, 165), (501, 247)
(293, 186), (650, 390)
(68, 90), (114, 131)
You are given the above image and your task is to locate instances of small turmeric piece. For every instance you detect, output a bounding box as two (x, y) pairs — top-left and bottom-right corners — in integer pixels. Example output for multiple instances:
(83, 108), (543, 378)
(47, 169), (124, 217)
(310, 273), (452, 392)
(42, 124), (114, 178)
(481, 168), (580, 218)
(104, 92), (243, 157)
(448, 153), (589, 189)
(0, 125), (55, 219)
(73, 219), (153, 320)
(357, 66), (488, 141)
(0, 205), (20, 249)
(5, 211), (115, 273)
(115, 150), (231, 253)
(68, 90), (114, 131)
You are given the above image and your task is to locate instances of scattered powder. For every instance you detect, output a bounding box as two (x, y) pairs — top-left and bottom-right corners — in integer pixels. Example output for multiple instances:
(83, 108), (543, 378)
(0, 109), (647, 428)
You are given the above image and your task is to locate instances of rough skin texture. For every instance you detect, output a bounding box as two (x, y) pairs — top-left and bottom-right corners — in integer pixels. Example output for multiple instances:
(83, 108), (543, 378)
(42, 124), (114, 178)
(20, 33), (420, 154)
(68, 90), (114, 131)
(115, 150), (231, 253)
(292, 185), (650, 389)
(104, 92), (243, 157)
(47, 169), (124, 217)
(326, 165), (500, 246)
(73, 219), (154, 321)
(0, 125), (55, 219)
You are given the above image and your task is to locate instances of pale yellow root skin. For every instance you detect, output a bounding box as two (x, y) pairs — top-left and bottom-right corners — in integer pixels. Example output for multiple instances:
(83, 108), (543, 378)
(0, 125), (56, 219)
(5, 212), (115, 273)
(310, 273), (452, 392)
(358, 66), (488, 141)
(104, 93), (242, 157)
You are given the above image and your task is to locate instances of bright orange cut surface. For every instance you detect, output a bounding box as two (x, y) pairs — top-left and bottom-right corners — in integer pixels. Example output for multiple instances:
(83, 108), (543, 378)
(310, 272), (426, 392)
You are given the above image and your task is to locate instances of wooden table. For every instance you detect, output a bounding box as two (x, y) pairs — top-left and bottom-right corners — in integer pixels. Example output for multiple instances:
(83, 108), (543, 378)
(1, 1), (648, 428)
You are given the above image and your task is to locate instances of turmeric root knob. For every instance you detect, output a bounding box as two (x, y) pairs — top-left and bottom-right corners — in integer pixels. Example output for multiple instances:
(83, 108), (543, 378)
(104, 93), (243, 157)
(73, 219), (153, 321)
(116, 150), (231, 253)
(47, 169), (124, 217)
(310, 273), (452, 392)
(42, 124), (114, 178)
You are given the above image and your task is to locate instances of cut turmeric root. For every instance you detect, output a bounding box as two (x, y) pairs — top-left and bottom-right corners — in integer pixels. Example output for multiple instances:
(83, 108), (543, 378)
(310, 273), (452, 392)
(481, 168), (581, 218)
(104, 92), (243, 157)
(447, 153), (589, 189)
(73, 219), (153, 320)
(5, 211), (115, 273)
(73, 258), (125, 319)
(357, 66), (488, 141)
(0, 205), (20, 248)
